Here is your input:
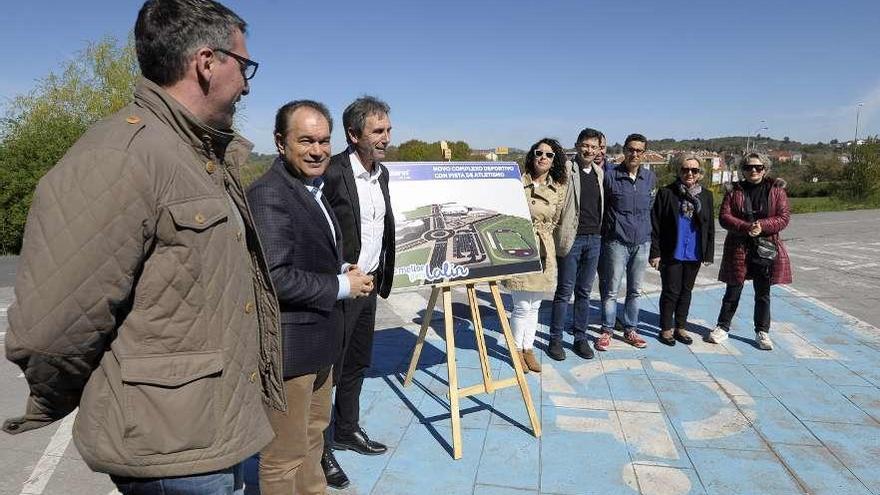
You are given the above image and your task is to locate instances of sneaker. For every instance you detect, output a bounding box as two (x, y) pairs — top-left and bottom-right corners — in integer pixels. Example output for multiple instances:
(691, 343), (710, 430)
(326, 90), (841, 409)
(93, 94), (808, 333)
(573, 339), (595, 360)
(546, 339), (566, 361)
(756, 331), (773, 350)
(595, 331), (612, 351)
(523, 349), (542, 372)
(707, 326), (729, 344)
(624, 329), (648, 349)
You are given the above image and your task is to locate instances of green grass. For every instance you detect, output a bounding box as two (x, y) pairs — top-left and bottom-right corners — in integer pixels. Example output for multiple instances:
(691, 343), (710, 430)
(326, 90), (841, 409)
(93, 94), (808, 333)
(495, 231), (531, 251)
(403, 205), (435, 219)
(475, 215), (537, 264)
(392, 246), (432, 288)
(789, 196), (880, 214)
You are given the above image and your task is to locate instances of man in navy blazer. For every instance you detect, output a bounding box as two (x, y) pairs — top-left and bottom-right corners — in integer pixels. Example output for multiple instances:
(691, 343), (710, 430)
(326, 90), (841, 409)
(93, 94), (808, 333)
(248, 100), (374, 495)
(320, 96), (396, 489)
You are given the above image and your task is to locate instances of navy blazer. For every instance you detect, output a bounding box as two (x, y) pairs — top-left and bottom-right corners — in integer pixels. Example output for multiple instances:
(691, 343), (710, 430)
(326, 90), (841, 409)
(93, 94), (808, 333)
(323, 150), (396, 298)
(247, 158), (344, 377)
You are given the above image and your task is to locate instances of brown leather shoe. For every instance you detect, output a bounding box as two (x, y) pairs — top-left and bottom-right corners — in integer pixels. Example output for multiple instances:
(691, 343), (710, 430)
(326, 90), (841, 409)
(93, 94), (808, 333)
(518, 350), (529, 374)
(523, 349), (542, 372)
(674, 328), (693, 345)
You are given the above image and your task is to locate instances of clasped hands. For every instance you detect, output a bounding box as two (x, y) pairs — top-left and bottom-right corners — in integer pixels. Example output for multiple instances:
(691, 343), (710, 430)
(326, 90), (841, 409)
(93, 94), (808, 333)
(748, 221), (763, 237)
(345, 264), (374, 298)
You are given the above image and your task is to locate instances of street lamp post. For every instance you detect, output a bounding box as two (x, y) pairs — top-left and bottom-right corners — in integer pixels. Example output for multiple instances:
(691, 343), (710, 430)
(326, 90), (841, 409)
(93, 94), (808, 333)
(854, 102), (864, 146)
(745, 120), (767, 152)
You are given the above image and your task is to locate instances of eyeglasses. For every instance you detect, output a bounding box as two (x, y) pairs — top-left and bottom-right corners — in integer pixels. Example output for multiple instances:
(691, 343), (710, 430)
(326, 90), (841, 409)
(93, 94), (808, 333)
(742, 164), (765, 172)
(534, 150), (555, 159)
(624, 147), (646, 155)
(213, 48), (259, 81)
(680, 168), (702, 175)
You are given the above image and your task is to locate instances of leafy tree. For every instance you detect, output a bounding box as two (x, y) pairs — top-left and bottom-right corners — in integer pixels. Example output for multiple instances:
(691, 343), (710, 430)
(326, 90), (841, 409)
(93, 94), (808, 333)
(842, 138), (880, 200)
(0, 37), (138, 253)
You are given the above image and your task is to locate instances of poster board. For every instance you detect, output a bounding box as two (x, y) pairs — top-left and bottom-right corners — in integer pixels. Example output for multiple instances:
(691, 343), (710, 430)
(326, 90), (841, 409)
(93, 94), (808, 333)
(385, 161), (542, 290)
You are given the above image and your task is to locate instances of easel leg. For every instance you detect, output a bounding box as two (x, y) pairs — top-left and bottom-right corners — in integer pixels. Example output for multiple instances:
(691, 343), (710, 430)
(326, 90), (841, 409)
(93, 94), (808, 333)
(404, 286), (440, 387)
(442, 286), (463, 459)
(466, 284), (494, 394)
(490, 281), (542, 438)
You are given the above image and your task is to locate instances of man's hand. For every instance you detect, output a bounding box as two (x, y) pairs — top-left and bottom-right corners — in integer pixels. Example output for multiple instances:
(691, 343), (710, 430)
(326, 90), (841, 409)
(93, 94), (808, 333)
(2, 397), (58, 435)
(346, 269), (374, 298)
(649, 257), (660, 270)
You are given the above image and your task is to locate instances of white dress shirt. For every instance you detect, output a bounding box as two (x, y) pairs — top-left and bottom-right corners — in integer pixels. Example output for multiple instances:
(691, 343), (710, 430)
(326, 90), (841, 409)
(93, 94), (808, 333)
(349, 148), (386, 274)
(304, 179), (350, 299)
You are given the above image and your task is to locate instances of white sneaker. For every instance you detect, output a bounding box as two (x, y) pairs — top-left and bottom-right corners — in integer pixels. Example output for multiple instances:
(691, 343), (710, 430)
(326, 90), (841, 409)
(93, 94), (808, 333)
(756, 331), (773, 350)
(707, 326), (728, 344)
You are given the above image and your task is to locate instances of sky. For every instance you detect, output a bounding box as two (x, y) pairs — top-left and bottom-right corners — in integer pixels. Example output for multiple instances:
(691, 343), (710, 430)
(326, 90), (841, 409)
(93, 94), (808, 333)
(2, 0), (879, 154)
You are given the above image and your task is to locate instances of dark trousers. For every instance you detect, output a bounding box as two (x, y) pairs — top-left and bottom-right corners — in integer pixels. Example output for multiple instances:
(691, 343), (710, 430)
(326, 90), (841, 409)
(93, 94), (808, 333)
(658, 260), (702, 330)
(325, 287), (378, 443)
(550, 234), (602, 341)
(716, 268), (772, 333)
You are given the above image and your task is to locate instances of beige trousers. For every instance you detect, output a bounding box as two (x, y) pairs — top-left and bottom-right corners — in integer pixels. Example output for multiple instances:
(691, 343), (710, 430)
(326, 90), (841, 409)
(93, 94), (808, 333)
(259, 367), (332, 495)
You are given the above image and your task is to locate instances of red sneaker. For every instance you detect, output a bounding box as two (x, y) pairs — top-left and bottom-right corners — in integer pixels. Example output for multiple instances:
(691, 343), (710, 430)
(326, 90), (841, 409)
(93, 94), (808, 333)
(595, 331), (612, 351)
(624, 330), (647, 349)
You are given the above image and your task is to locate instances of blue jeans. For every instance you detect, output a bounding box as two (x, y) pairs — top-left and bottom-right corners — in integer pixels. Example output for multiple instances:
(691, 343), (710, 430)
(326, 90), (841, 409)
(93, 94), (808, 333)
(112, 463), (244, 495)
(550, 234), (602, 341)
(600, 239), (650, 331)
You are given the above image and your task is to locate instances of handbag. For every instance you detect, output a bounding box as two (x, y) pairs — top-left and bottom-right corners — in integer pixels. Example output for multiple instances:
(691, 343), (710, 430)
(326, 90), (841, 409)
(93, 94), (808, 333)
(741, 189), (777, 267)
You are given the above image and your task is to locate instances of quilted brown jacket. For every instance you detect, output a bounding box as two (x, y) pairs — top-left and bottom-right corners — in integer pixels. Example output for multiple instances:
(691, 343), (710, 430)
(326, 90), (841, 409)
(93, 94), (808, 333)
(3, 78), (286, 477)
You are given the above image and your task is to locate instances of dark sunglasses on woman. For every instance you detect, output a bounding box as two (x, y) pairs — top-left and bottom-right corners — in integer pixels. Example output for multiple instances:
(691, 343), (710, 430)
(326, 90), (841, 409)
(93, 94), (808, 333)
(742, 164), (765, 172)
(534, 150), (555, 159)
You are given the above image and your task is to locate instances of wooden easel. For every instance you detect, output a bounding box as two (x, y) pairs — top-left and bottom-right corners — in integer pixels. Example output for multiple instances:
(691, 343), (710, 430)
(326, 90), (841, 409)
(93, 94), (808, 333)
(403, 278), (541, 459)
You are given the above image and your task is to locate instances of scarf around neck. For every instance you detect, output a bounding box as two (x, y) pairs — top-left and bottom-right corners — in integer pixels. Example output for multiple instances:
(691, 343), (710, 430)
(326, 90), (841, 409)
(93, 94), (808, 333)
(676, 179), (703, 219)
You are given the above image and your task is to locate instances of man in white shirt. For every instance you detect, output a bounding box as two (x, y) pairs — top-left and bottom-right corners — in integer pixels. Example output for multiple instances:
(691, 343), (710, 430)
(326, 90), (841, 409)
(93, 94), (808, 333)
(321, 96), (396, 489)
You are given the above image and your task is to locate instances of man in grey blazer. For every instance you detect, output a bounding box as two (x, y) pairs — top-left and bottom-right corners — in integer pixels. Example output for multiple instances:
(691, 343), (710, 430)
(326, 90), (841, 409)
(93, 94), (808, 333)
(549, 128), (606, 361)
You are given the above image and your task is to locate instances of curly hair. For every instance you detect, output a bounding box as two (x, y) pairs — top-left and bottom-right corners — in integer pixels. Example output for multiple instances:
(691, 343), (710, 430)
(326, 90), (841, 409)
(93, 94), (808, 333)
(524, 138), (567, 185)
(740, 152), (771, 170)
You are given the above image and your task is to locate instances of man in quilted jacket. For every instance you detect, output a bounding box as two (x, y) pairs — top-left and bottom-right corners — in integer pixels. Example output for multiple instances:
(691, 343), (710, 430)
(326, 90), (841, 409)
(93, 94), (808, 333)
(3, 0), (286, 493)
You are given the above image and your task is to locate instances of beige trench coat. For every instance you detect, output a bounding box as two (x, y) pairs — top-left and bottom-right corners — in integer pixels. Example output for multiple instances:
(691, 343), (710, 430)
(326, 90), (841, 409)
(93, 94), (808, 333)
(503, 173), (566, 292)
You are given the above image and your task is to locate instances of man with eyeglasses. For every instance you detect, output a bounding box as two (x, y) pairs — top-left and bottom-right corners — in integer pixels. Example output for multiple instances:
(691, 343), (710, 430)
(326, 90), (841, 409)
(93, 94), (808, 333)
(549, 128), (606, 361)
(596, 133), (657, 351)
(3, 1), (283, 493)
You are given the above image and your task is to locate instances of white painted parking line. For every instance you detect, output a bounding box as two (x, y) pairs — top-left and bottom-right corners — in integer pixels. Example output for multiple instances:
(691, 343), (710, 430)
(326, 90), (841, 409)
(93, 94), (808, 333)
(19, 411), (76, 495)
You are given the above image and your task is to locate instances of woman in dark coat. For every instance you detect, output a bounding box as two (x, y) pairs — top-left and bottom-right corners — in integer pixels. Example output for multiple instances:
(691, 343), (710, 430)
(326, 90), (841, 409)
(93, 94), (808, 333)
(708, 152), (792, 350)
(650, 154), (715, 345)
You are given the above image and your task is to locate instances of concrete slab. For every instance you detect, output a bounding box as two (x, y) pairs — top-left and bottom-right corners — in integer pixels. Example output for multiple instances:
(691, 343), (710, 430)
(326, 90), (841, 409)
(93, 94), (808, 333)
(686, 447), (802, 495)
(5, 260), (880, 495)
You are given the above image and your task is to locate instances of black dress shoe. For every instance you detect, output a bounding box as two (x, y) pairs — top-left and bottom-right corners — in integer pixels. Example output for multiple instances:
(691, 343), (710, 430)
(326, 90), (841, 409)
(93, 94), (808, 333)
(321, 449), (350, 489)
(546, 338), (566, 361)
(674, 330), (693, 345)
(333, 427), (387, 456)
(658, 331), (676, 346)
(573, 340), (595, 360)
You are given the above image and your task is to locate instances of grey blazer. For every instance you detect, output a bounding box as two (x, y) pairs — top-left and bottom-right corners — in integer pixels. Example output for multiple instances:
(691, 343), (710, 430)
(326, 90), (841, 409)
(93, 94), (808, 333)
(553, 159), (605, 257)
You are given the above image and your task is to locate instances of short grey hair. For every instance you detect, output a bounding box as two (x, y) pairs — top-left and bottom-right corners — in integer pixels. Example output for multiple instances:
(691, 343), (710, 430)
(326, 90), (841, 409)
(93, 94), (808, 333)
(136, 0), (247, 86)
(342, 96), (390, 144)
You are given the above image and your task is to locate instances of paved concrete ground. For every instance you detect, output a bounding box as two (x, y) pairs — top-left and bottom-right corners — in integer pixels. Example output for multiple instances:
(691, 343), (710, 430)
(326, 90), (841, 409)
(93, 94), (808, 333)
(1, 210), (879, 495)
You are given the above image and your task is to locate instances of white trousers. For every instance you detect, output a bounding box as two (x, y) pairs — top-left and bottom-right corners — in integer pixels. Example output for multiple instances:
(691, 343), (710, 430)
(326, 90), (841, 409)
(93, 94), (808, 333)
(509, 290), (544, 350)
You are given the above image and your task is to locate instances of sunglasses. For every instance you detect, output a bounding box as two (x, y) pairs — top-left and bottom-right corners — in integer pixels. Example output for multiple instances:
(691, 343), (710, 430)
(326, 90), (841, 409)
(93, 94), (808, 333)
(680, 167), (702, 175)
(534, 150), (555, 159)
(624, 147), (646, 155)
(742, 164), (765, 172)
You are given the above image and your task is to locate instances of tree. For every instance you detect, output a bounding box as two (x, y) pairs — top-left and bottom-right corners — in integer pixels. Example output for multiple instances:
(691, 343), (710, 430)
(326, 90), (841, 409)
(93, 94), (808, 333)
(843, 138), (880, 200)
(0, 37), (138, 253)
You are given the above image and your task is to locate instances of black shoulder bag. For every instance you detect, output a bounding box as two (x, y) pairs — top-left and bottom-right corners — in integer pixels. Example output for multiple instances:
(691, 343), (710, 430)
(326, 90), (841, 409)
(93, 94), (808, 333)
(741, 190), (777, 267)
